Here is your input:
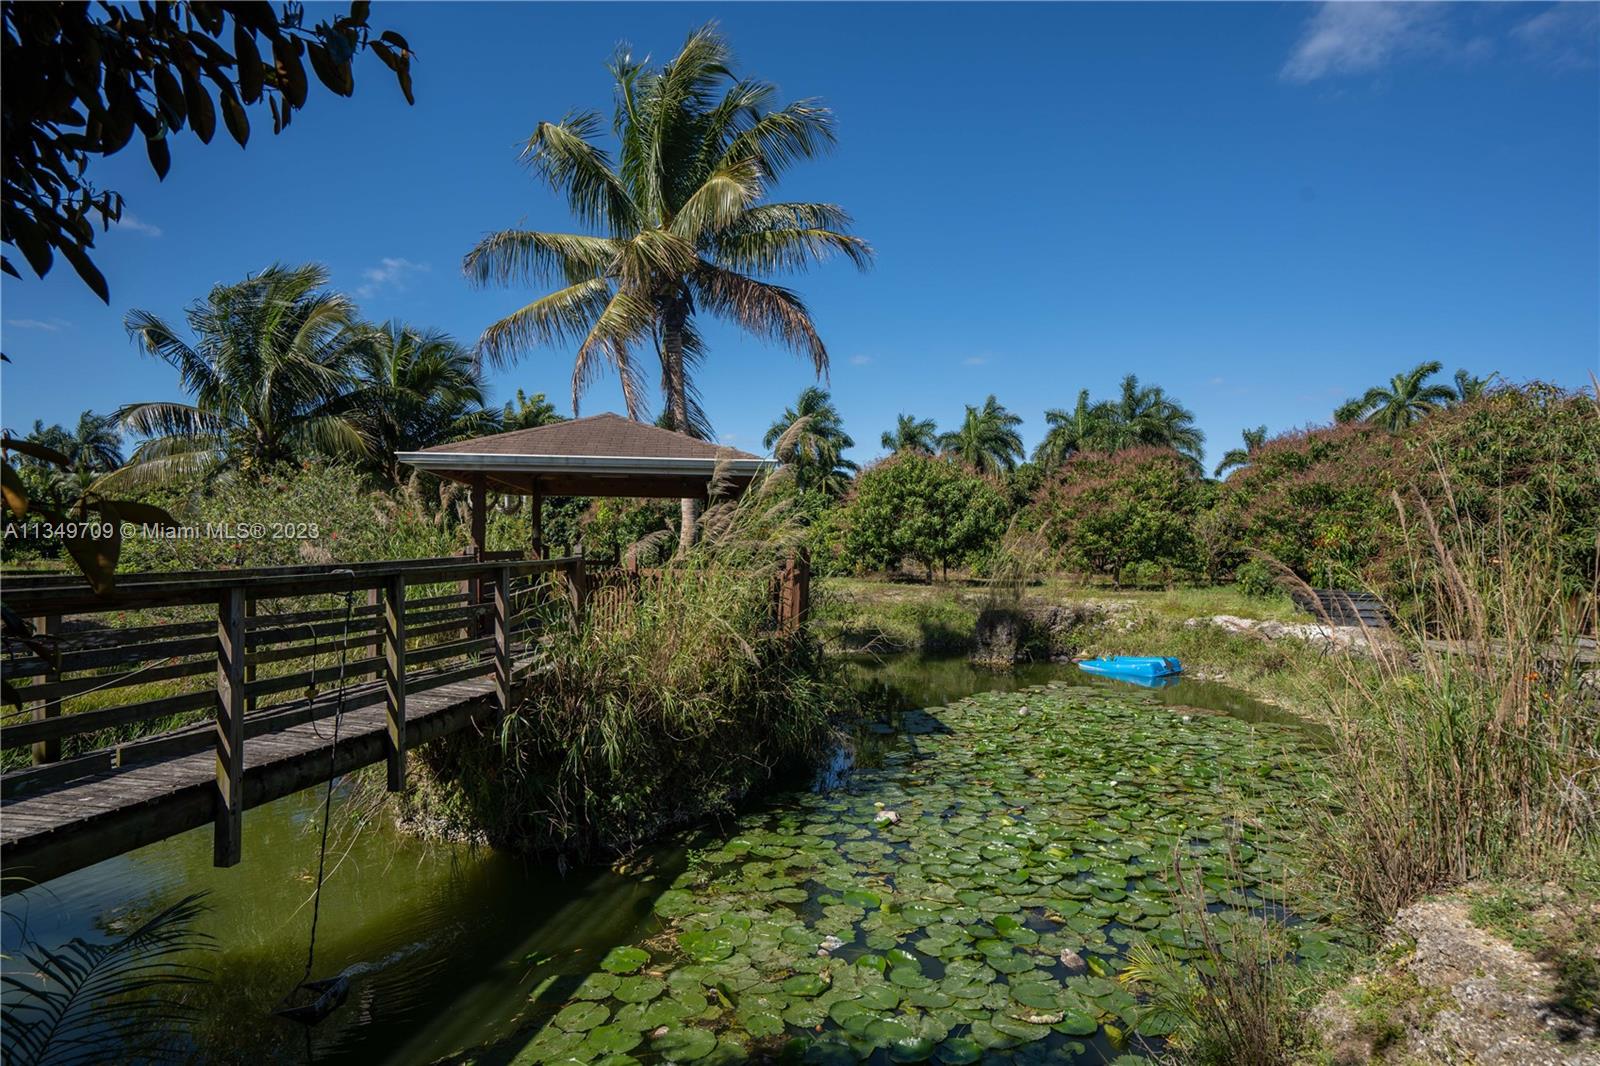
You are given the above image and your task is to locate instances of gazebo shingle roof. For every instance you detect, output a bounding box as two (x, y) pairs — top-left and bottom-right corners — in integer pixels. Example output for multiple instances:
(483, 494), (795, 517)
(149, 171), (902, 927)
(416, 412), (761, 462)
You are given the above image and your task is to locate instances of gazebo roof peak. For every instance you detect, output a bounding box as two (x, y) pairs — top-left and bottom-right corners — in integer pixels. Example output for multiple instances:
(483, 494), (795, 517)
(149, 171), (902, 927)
(414, 411), (762, 463)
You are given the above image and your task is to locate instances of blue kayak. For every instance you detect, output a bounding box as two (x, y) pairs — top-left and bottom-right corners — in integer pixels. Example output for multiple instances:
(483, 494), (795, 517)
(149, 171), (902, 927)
(1076, 656), (1182, 681)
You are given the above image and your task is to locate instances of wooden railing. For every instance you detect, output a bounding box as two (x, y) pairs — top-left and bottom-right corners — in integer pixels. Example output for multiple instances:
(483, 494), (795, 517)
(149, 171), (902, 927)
(1, 555), (586, 864)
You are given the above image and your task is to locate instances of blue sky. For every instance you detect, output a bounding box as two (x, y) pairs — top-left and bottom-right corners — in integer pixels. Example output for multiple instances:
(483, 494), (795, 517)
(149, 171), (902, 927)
(3, 1), (1597, 470)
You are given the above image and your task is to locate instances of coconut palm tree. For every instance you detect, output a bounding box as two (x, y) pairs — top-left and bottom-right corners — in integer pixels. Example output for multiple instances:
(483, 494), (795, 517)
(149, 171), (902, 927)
(1335, 360), (1457, 430)
(463, 24), (871, 546)
(939, 395), (1024, 475)
(765, 386), (856, 496)
(1449, 368), (1495, 406)
(880, 414), (938, 455)
(113, 263), (369, 486)
(1034, 390), (1115, 469)
(1213, 424), (1268, 479)
(353, 322), (491, 484)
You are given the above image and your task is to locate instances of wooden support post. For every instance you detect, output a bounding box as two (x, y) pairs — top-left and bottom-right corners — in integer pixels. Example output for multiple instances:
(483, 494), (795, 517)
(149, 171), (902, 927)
(470, 475), (488, 634)
(567, 551), (588, 620)
(243, 595), (257, 718)
(30, 614), (60, 765)
(214, 586), (246, 867)
(528, 481), (544, 561)
(469, 475), (487, 561)
(493, 565), (511, 715)
(382, 573), (407, 792)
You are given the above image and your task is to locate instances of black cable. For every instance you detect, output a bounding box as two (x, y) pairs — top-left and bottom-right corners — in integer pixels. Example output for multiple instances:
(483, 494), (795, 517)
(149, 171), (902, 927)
(295, 573), (357, 989)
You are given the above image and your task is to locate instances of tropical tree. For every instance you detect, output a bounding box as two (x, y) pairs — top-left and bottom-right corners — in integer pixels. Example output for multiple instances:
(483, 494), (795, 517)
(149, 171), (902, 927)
(113, 263), (369, 486)
(462, 24), (871, 546)
(24, 411), (124, 473)
(1213, 424), (1268, 479)
(1334, 360), (1457, 430)
(502, 389), (565, 431)
(1034, 389), (1114, 469)
(1100, 374), (1205, 469)
(939, 395), (1024, 475)
(880, 414), (938, 455)
(1450, 369), (1495, 405)
(844, 452), (1009, 582)
(765, 386), (857, 497)
(353, 322), (490, 484)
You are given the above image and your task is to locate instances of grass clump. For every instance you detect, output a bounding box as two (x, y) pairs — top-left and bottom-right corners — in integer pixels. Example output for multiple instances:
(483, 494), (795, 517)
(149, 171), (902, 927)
(1316, 472), (1599, 926)
(1119, 853), (1306, 1066)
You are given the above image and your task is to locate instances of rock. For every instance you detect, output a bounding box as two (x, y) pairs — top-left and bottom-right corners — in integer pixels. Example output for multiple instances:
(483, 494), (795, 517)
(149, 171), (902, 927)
(1186, 614), (1387, 656)
(1058, 950), (1087, 975)
(874, 809), (900, 825)
(820, 935), (845, 952)
(973, 603), (1111, 665)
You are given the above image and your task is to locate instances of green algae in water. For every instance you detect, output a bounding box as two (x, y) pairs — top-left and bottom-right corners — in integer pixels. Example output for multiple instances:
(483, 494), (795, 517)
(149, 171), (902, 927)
(505, 685), (1355, 1063)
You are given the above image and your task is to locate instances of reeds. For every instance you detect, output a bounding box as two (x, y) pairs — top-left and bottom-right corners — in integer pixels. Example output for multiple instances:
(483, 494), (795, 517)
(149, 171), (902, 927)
(1312, 460), (1599, 924)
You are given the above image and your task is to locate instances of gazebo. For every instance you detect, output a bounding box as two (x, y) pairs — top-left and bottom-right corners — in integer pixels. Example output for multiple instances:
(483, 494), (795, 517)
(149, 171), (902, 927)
(395, 412), (769, 560)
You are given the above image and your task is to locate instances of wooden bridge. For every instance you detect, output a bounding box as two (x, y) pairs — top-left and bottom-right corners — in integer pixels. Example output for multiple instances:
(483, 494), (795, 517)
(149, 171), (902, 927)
(0, 554), (590, 891)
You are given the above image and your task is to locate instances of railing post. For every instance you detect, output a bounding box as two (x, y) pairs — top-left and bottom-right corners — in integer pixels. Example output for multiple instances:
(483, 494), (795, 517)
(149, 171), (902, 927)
(383, 573), (407, 792)
(568, 551), (588, 620)
(493, 565), (511, 715)
(30, 614), (60, 765)
(214, 585), (246, 867)
(244, 595), (257, 718)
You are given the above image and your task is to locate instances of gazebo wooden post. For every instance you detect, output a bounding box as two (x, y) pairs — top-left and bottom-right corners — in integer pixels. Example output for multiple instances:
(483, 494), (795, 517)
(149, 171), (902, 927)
(469, 474), (488, 635)
(527, 476), (544, 561)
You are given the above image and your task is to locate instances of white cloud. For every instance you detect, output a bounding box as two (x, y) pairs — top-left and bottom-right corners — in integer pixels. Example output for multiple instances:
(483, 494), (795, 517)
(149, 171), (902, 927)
(5, 317), (71, 332)
(356, 257), (430, 298)
(1281, 2), (1452, 82)
(1208, 375), (1226, 386)
(962, 355), (990, 367)
(1513, 3), (1599, 70)
(849, 354), (873, 366)
(113, 212), (162, 237)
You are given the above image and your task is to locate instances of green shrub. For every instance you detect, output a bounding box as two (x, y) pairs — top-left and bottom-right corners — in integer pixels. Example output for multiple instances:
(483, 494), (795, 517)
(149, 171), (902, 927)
(1031, 447), (1203, 584)
(1234, 559), (1279, 599)
(841, 453), (1009, 581)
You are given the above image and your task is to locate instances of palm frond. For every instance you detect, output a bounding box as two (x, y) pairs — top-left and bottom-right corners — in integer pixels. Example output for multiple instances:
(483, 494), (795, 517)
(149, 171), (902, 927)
(463, 230), (619, 289)
(1, 893), (211, 1066)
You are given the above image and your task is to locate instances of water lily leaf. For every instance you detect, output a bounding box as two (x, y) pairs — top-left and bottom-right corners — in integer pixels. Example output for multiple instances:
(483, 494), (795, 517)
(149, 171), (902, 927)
(933, 1036), (983, 1064)
(582, 1024), (643, 1054)
(614, 975), (665, 1003)
(782, 973), (828, 996)
(554, 1000), (609, 1032)
(652, 1025), (718, 1062)
(573, 973), (621, 1000)
(601, 946), (650, 974)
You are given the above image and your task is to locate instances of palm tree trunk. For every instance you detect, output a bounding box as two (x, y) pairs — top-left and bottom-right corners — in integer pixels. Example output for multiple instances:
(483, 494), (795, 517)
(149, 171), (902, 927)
(661, 308), (700, 554)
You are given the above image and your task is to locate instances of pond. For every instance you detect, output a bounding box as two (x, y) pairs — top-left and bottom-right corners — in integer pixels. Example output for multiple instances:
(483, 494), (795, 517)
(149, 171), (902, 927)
(1, 656), (1351, 1064)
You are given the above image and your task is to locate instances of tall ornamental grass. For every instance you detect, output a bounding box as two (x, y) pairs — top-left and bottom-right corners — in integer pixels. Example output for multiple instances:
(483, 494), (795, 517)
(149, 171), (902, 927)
(1315, 462), (1599, 924)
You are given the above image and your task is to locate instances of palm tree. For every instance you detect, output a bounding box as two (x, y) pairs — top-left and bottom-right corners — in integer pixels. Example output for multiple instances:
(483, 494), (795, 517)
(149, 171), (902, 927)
(1335, 360), (1456, 430)
(501, 389), (564, 431)
(354, 322), (491, 484)
(1213, 424), (1268, 479)
(880, 414), (938, 455)
(1102, 374), (1205, 468)
(1034, 390), (1115, 469)
(1450, 368), (1495, 406)
(939, 395), (1023, 475)
(765, 386), (856, 496)
(24, 411), (123, 473)
(463, 24), (871, 547)
(113, 263), (369, 486)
